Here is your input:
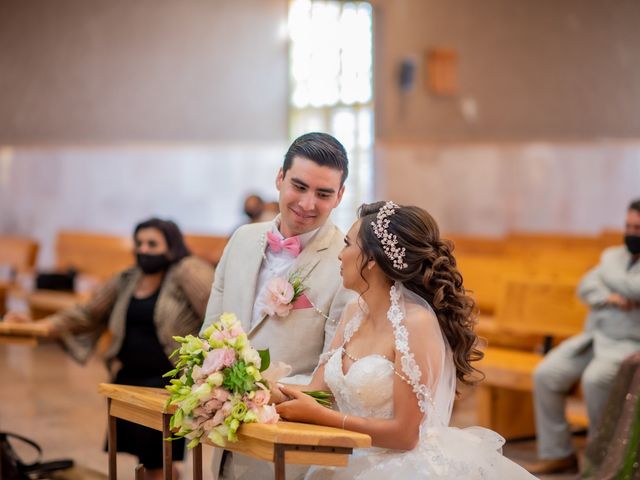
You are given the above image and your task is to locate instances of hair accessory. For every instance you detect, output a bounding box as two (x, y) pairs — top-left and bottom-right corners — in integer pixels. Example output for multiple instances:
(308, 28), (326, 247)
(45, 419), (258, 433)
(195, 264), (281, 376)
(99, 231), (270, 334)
(371, 201), (408, 270)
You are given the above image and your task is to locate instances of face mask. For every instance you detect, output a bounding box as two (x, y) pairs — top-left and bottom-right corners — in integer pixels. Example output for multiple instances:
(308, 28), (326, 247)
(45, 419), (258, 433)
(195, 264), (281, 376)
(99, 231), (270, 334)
(136, 253), (171, 274)
(624, 235), (640, 255)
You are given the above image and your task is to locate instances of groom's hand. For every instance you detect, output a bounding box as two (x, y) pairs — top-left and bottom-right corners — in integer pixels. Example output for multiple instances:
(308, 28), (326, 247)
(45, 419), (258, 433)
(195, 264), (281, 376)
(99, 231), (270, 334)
(269, 383), (290, 404)
(275, 385), (321, 423)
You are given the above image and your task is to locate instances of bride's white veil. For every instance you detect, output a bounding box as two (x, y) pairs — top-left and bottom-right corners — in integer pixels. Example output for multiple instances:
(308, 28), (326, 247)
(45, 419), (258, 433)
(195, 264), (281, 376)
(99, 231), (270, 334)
(391, 282), (457, 430)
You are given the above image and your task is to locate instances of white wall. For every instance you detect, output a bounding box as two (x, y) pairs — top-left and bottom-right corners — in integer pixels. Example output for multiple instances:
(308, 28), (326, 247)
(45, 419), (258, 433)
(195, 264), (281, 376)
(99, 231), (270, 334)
(0, 143), (286, 267)
(377, 140), (639, 236)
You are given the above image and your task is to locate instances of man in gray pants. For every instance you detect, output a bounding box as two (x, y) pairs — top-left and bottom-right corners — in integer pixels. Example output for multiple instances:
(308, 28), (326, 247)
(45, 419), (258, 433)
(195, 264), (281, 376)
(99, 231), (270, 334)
(526, 199), (640, 475)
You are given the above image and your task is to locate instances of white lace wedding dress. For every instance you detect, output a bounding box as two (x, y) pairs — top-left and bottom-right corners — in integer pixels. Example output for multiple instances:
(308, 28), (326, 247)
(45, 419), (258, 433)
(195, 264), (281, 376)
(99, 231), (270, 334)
(306, 284), (537, 479)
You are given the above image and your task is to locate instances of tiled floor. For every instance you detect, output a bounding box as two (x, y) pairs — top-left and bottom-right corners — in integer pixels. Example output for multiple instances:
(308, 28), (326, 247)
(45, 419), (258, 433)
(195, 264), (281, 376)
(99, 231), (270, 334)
(0, 342), (584, 479)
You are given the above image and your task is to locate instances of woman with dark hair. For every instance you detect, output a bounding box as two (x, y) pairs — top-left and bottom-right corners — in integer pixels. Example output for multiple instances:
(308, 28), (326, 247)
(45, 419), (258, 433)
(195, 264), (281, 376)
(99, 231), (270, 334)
(6, 217), (214, 480)
(274, 201), (536, 479)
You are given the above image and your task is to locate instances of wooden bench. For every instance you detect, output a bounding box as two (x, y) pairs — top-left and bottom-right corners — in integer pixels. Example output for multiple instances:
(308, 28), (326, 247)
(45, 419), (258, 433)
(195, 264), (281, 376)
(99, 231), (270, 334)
(476, 279), (589, 439)
(24, 231), (227, 319)
(0, 235), (39, 272)
(184, 234), (228, 266)
(0, 235), (39, 315)
(56, 231), (134, 280)
(99, 384), (370, 480)
(446, 234), (506, 255)
(56, 230), (228, 276)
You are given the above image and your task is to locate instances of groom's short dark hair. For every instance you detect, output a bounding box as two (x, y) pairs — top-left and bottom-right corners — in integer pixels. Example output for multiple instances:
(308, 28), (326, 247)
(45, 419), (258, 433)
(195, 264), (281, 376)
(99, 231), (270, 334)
(282, 132), (349, 186)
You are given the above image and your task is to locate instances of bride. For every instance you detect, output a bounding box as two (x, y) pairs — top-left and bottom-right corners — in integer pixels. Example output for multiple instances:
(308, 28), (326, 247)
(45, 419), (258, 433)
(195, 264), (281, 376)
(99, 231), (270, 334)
(274, 201), (537, 479)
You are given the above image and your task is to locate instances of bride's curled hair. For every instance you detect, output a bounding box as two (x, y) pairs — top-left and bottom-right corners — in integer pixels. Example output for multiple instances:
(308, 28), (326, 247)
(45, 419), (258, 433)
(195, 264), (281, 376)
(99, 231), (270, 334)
(357, 201), (483, 386)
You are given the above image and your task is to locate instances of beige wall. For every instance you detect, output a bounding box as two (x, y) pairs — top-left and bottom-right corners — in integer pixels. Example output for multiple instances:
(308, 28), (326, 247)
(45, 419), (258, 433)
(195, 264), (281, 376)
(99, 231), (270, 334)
(374, 0), (640, 141)
(1, 0), (639, 260)
(0, 0), (288, 143)
(376, 140), (639, 236)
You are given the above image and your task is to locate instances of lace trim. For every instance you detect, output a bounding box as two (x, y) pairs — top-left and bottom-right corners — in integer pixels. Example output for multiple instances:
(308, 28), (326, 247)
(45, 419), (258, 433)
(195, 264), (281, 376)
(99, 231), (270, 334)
(318, 311), (363, 366)
(387, 284), (433, 413)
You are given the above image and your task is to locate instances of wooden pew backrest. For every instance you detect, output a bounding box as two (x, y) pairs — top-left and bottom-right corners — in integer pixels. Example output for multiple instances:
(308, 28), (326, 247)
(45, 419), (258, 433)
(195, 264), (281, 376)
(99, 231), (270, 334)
(184, 234), (228, 266)
(56, 231), (133, 280)
(0, 236), (39, 272)
(495, 279), (588, 338)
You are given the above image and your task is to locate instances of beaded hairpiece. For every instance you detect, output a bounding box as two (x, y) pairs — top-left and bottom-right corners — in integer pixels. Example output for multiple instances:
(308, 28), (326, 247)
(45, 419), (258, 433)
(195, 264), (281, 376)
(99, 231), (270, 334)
(370, 201), (408, 270)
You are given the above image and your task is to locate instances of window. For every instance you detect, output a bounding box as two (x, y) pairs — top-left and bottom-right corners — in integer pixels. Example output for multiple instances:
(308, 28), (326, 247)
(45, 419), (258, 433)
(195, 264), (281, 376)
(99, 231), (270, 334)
(288, 0), (374, 230)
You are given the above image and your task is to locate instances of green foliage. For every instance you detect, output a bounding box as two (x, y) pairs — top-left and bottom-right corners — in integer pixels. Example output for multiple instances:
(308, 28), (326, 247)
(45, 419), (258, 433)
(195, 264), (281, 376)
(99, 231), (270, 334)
(221, 361), (255, 395)
(304, 390), (334, 407)
(258, 349), (270, 372)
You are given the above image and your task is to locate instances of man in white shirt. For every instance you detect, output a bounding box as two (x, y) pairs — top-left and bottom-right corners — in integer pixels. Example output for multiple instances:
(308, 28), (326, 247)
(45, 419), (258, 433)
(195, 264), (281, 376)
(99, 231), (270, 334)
(201, 132), (355, 479)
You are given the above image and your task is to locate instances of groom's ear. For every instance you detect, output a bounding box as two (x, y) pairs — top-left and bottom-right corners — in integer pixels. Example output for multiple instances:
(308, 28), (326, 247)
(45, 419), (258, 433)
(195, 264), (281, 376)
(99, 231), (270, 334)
(334, 184), (345, 206)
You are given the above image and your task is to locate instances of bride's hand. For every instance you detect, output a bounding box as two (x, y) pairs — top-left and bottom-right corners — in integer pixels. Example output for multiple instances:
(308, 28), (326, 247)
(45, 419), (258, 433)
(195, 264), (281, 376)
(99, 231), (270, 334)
(275, 385), (323, 423)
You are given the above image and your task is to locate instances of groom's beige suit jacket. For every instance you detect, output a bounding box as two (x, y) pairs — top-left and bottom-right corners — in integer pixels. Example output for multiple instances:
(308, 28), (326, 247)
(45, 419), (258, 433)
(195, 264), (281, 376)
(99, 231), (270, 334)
(201, 219), (353, 480)
(201, 219), (352, 376)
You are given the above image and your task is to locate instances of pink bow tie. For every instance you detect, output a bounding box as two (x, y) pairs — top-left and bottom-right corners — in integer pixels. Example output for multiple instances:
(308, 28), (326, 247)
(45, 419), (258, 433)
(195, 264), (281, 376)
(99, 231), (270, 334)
(266, 231), (301, 257)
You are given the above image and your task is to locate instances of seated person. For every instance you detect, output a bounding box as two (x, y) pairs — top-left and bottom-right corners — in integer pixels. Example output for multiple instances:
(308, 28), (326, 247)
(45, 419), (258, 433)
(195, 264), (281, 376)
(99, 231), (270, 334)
(5, 218), (214, 480)
(526, 199), (640, 475)
(274, 201), (536, 479)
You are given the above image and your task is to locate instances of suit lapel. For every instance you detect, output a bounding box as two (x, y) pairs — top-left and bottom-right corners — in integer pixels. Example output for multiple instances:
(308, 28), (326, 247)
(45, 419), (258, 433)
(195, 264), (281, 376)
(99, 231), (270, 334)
(247, 220), (337, 336)
(240, 223), (272, 333)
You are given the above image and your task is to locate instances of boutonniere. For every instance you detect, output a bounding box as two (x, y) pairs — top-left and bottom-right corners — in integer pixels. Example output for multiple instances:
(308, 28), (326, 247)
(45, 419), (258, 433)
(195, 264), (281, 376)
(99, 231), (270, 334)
(260, 265), (317, 318)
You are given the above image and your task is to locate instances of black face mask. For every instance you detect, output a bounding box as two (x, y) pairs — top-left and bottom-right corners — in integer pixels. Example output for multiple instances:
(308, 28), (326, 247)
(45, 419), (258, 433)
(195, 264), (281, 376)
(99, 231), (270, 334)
(624, 235), (640, 255)
(136, 253), (171, 274)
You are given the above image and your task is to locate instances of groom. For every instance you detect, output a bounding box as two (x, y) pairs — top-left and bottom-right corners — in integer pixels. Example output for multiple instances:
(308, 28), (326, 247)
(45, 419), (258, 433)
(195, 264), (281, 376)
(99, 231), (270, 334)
(201, 132), (354, 479)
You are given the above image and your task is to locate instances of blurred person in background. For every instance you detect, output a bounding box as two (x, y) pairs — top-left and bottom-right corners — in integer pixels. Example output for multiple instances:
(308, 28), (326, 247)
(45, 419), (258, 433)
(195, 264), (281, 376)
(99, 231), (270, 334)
(5, 217), (214, 480)
(527, 199), (640, 475)
(243, 194), (265, 224)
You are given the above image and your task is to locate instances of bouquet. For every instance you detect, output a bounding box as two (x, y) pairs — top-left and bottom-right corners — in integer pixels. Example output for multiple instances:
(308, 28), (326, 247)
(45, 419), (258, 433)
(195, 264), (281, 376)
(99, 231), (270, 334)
(164, 313), (278, 448)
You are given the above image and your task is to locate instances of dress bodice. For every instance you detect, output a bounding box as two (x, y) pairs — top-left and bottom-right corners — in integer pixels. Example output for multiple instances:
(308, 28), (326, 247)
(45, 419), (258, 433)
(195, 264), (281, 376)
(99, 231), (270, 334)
(306, 284), (537, 480)
(324, 349), (395, 419)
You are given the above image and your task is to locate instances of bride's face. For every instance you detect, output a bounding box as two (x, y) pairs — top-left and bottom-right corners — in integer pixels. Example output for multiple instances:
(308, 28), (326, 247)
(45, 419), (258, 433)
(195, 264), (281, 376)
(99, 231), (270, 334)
(338, 220), (368, 292)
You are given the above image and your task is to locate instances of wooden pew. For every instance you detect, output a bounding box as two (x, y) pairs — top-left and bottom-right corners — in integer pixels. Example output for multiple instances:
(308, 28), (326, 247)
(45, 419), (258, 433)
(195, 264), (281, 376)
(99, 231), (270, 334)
(55, 231), (134, 280)
(0, 235), (39, 272)
(599, 230), (623, 249)
(0, 236), (39, 315)
(28, 231), (226, 318)
(476, 279), (589, 439)
(446, 234), (506, 255)
(505, 231), (603, 253)
(184, 234), (228, 266)
(99, 383), (371, 480)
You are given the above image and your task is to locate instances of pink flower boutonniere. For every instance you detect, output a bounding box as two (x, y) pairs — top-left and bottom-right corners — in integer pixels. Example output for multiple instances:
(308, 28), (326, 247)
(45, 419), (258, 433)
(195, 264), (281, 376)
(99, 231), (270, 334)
(261, 270), (309, 318)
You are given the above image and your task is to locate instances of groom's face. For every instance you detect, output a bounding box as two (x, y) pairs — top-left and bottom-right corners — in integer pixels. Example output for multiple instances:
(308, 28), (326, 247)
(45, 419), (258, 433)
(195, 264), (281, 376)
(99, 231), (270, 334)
(276, 156), (344, 238)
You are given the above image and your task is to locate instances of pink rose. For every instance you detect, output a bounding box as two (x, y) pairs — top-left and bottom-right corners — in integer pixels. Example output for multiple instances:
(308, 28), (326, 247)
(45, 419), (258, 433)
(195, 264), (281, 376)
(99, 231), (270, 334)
(211, 387), (230, 403)
(262, 277), (295, 317)
(254, 404), (279, 424)
(202, 347), (237, 374)
(230, 325), (244, 338)
(253, 389), (271, 407)
(209, 407), (227, 428)
(203, 398), (223, 413)
(221, 401), (233, 416)
(193, 406), (207, 417)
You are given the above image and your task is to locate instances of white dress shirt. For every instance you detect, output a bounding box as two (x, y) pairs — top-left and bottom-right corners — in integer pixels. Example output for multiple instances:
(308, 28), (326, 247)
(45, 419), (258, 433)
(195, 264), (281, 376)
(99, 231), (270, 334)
(251, 221), (320, 328)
